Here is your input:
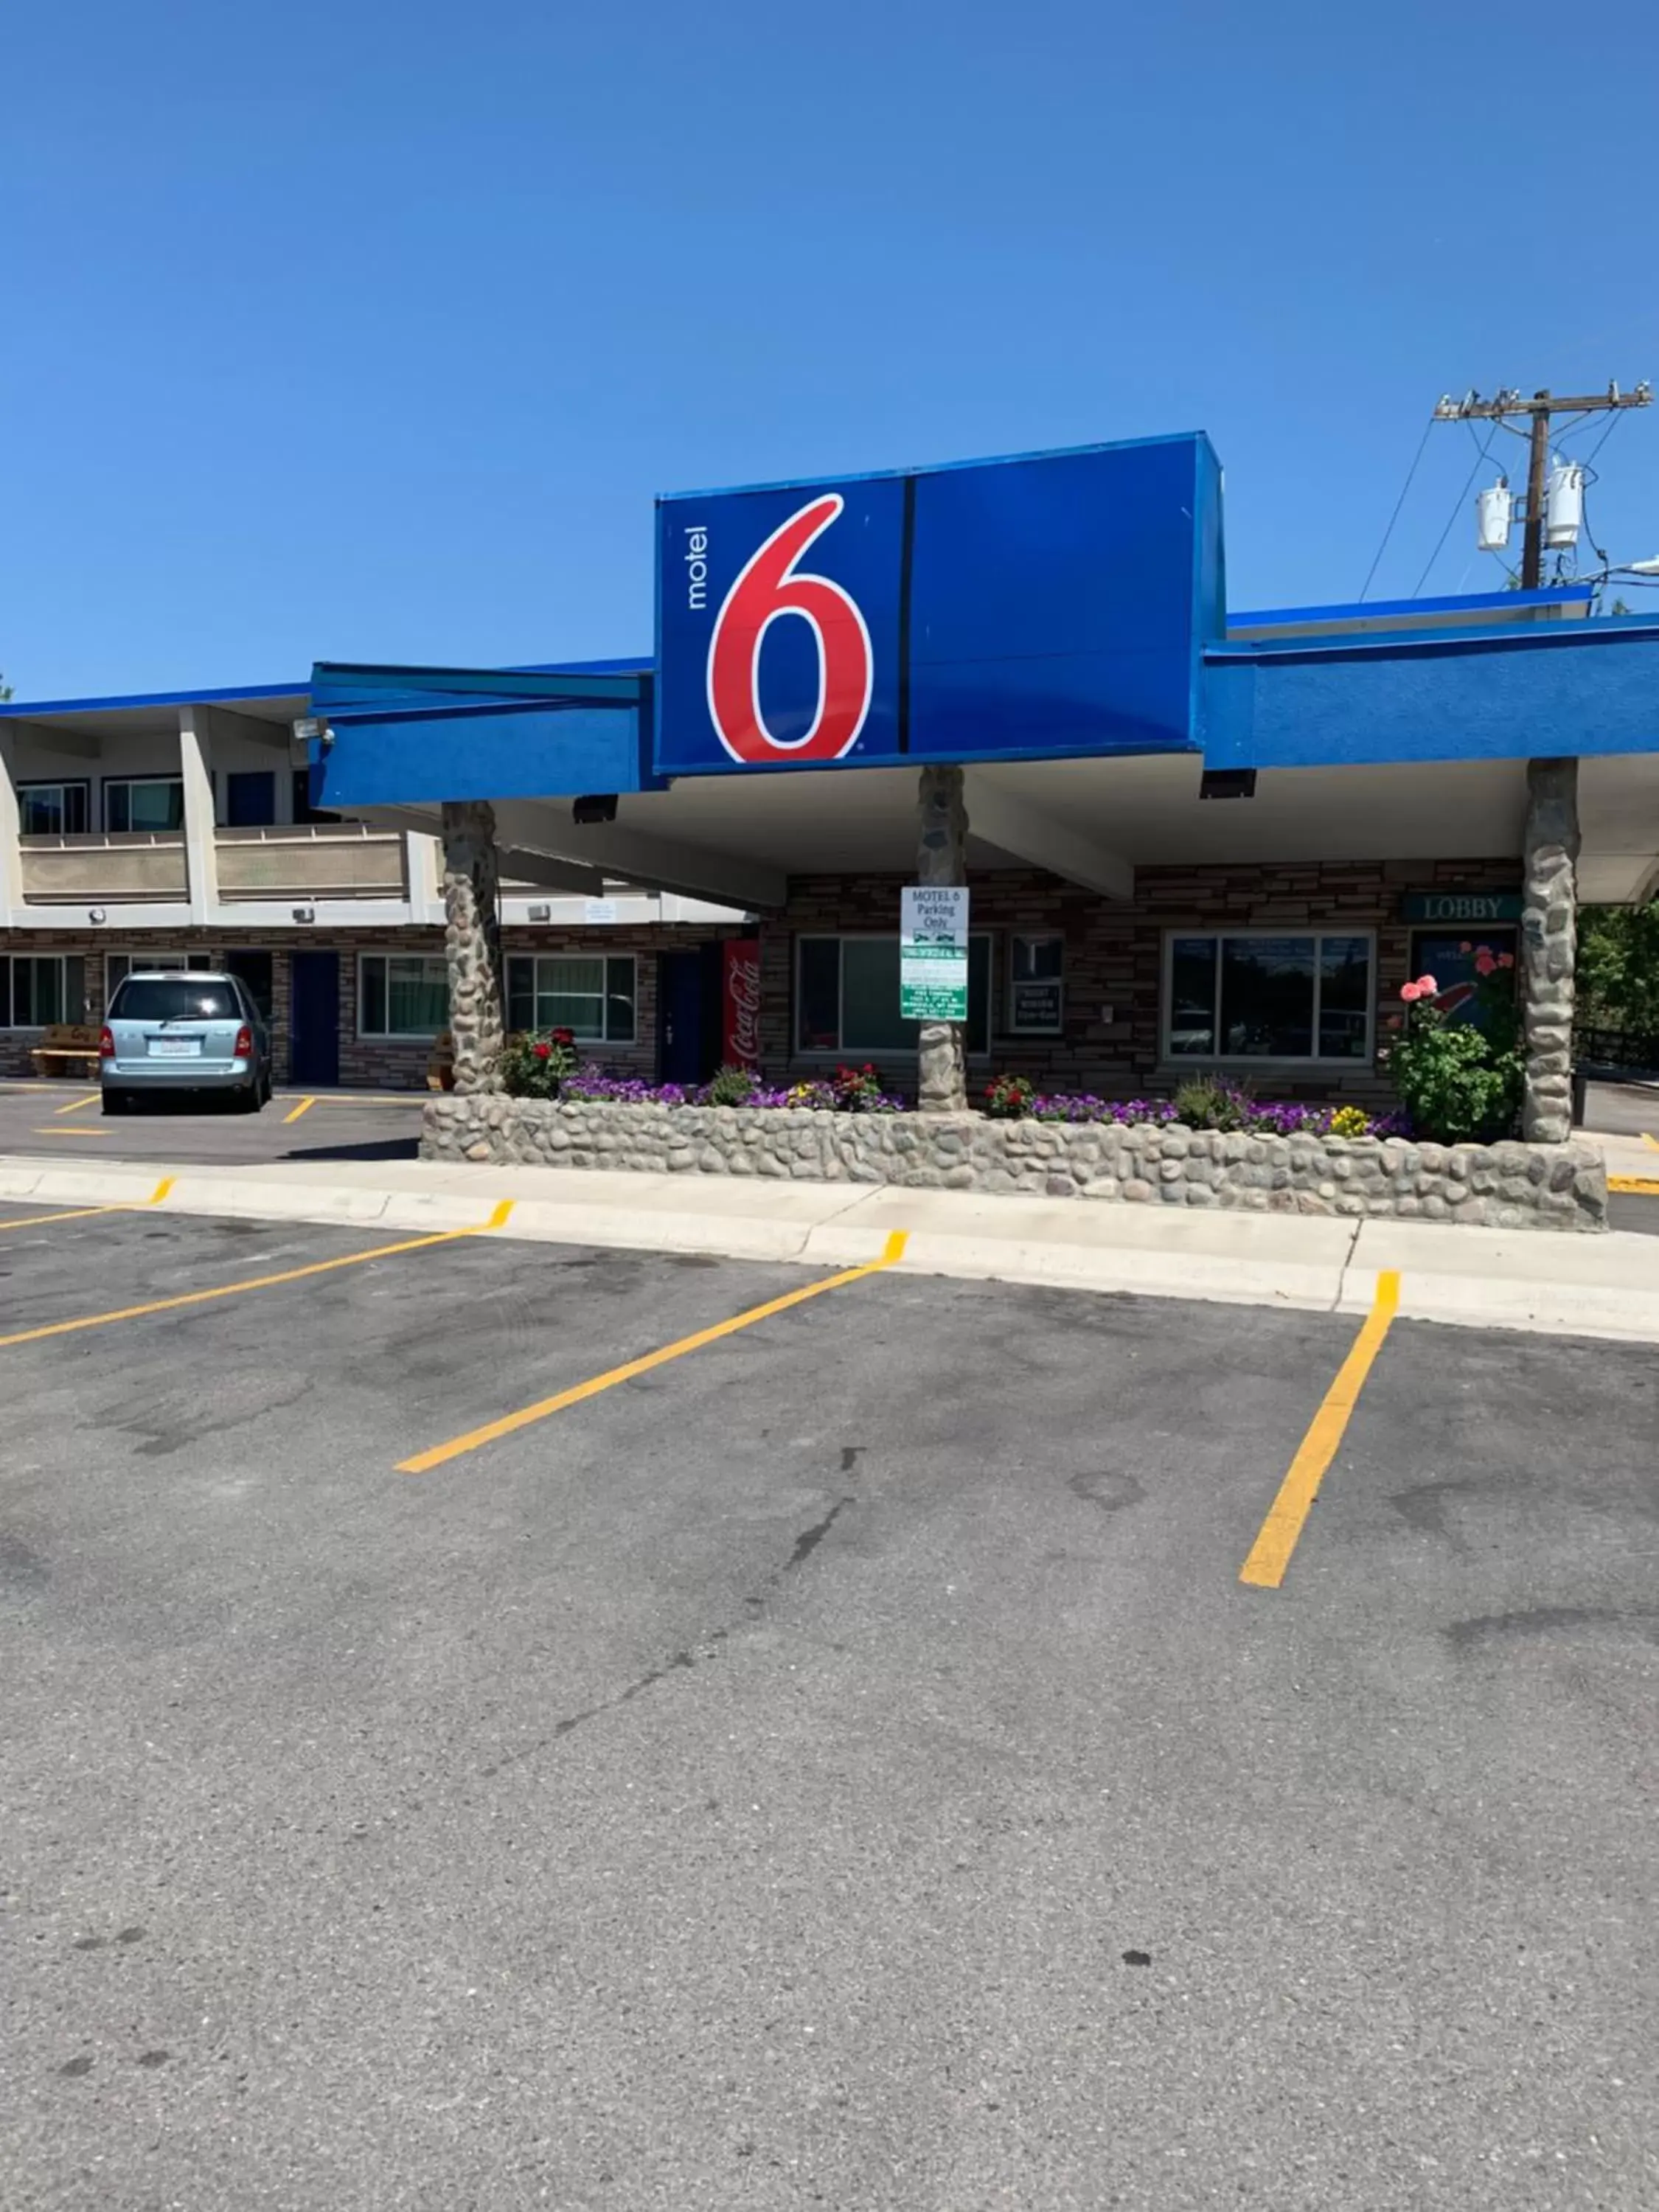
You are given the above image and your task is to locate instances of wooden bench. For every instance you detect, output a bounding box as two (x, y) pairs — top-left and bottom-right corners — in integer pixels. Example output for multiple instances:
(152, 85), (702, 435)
(29, 1023), (102, 1080)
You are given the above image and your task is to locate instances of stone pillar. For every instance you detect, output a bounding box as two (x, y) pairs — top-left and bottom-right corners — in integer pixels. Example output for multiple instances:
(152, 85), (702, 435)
(916, 764), (969, 1114)
(441, 799), (504, 1094)
(1520, 757), (1580, 1144)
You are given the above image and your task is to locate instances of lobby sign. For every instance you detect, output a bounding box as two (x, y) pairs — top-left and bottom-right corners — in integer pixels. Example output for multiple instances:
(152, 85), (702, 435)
(655, 434), (1221, 776)
(900, 887), (970, 1022)
(1401, 890), (1523, 924)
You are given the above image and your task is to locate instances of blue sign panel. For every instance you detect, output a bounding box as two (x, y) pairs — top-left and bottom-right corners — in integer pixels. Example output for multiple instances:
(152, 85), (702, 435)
(655, 434), (1220, 776)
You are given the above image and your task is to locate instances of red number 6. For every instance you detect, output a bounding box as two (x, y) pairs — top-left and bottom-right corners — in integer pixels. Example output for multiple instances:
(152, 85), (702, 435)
(706, 495), (873, 765)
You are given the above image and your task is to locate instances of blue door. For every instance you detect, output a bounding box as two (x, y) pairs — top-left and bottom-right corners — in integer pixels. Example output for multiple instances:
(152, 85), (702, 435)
(659, 950), (706, 1085)
(289, 951), (340, 1086)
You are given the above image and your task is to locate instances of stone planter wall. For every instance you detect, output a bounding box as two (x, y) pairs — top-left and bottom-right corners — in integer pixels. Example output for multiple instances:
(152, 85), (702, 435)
(423, 1098), (1608, 1232)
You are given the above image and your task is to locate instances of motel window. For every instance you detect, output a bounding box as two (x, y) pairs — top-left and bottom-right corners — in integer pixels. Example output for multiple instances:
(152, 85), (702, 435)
(796, 934), (992, 1057)
(16, 781), (91, 835)
(1, 954), (86, 1028)
(1165, 932), (1374, 1062)
(506, 954), (636, 1043)
(104, 952), (215, 1002)
(1007, 933), (1065, 1036)
(104, 777), (184, 834)
(359, 953), (450, 1039)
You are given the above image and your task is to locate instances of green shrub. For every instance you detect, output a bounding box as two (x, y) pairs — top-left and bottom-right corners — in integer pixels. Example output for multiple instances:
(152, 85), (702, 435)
(501, 1026), (579, 1099)
(1171, 1074), (1253, 1131)
(703, 1062), (762, 1107)
(1383, 962), (1523, 1144)
(984, 1073), (1036, 1119)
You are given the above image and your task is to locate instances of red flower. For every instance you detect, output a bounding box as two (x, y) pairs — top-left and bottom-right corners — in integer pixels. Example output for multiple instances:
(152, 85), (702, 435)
(552, 1026), (575, 1046)
(534, 1041), (552, 1060)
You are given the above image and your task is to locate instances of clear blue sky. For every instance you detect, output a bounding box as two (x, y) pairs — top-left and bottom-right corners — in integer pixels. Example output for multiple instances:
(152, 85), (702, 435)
(6, 0), (1658, 698)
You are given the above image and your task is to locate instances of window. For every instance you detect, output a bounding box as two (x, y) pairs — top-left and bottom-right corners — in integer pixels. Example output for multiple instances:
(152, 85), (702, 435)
(105, 951), (213, 998)
(1008, 933), (1065, 1035)
(110, 977), (240, 1023)
(796, 935), (992, 1057)
(359, 953), (450, 1038)
(1165, 932), (1374, 1062)
(506, 954), (636, 1043)
(16, 781), (90, 835)
(2, 954), (86, 1028)
(104, 777), (184, 833)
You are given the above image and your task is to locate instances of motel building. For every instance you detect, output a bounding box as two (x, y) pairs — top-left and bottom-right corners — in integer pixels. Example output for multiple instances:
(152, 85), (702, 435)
(6, 432), (1659, 1133)
(0, 680), (744, 1089)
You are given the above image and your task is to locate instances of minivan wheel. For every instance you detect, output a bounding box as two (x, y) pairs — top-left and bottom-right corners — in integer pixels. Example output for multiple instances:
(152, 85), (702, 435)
(101, 1088), (128, 1117)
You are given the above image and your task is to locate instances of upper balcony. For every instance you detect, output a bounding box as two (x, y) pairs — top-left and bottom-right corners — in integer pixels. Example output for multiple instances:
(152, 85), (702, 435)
(18, 832), (189, 903)
(215, 824), (410, 901)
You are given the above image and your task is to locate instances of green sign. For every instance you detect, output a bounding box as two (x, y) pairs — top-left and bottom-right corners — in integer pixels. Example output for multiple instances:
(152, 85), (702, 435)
(1402, 890), (1523, 925)
(900, 885), (969, 1022)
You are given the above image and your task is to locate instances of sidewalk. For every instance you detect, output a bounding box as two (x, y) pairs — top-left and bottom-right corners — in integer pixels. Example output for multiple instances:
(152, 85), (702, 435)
(1601, 1129), (1659, 1192)
(4, 1149), (1658, 1345)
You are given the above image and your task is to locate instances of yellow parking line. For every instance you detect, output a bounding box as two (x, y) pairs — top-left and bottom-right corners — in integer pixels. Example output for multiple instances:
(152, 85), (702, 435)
(0, 1178), (175, 1234)
(0, 1199), (512, 1350)
(1610, 1174), (1659, 1195)
(283, 1096), (317, 1124)
(32, 1127), (111, 1138)
(1641, 1133), (1659, 1152)
(54, 1092), (101, 1116)
(400, 1228), (911, 1476)
(1239, 1270), (1400, 1590)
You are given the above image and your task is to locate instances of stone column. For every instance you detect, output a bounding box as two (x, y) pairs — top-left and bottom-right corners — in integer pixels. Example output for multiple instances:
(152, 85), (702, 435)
(1520, 757), (1580, 1144)
(441, 799), (504, 1094)
(916, 764), (969, 1114)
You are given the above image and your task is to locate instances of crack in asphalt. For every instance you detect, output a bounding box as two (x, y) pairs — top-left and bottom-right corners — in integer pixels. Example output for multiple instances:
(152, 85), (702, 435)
(380, 1484), (865, 1811)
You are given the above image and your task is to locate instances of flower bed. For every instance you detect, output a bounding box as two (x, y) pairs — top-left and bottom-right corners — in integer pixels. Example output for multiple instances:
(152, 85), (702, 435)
(539, 1062), (1407, 1139)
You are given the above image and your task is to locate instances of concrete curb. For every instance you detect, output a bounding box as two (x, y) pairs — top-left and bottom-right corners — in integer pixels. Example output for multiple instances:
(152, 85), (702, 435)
(1, 1152), (1655, 1344)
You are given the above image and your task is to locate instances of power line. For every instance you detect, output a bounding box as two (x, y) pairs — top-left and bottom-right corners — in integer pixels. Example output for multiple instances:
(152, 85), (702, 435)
(1413, 428), (1498, 596)
(1358, 416), (1434, 601)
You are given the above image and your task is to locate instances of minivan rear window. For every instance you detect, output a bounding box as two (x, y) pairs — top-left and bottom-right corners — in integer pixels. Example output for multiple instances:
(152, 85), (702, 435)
(110, 979), (240, 1023)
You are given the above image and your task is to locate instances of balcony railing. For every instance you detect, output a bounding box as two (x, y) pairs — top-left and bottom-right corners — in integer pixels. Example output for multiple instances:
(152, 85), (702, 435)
(215, 824), (409, 900)
(19, 834), (188, 902)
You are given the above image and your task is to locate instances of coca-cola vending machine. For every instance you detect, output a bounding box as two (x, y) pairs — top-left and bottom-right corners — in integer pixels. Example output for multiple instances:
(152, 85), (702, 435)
(721, 939), (763, 1070)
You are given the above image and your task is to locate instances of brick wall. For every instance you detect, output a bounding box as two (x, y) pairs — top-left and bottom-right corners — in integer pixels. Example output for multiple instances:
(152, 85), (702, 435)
(758, 857), (1524, 1107)
(0, 920), (742, 1087)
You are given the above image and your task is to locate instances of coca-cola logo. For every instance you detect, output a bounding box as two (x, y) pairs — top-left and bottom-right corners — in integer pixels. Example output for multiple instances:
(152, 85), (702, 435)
(723, 941), (762, 1068)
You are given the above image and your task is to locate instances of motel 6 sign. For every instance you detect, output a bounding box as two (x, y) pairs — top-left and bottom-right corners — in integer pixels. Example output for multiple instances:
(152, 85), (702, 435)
(653, 434), (1222, 778)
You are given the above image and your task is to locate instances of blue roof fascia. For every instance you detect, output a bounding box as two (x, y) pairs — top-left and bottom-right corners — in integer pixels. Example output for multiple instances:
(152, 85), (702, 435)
(0, 678), (305, 717)
(312, 660), (647, 728)
(1228, 585), (1585, 628)
(308, 658), (661, 807)
(1205, 615), (1659, 771)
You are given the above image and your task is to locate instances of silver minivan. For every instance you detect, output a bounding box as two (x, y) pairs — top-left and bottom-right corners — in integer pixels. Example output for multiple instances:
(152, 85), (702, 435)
(101, 970), (272, 1115)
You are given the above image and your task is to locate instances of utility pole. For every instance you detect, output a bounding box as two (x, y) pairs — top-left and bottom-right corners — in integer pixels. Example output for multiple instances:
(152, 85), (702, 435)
(1434, 384), (1652, 586)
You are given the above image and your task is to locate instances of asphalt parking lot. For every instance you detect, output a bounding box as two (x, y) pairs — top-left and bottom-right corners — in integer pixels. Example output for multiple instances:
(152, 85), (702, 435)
(1, 1199), (1655, 2210)
(0, 1082), (424, 1166)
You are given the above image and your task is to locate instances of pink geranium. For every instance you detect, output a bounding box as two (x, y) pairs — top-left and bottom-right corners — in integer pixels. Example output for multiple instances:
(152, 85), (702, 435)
(1498, 951), (1514, 970)
(1400, 981), (1422, 1004)
(1459, 941), (1472, 954)
(1417, 975), (1439, 996)
(1474, 951), (1497, 977)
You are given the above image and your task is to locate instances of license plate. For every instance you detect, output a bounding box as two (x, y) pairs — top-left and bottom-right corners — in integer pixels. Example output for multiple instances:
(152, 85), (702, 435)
(148, 1037), (200, 1057)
